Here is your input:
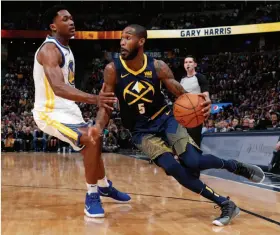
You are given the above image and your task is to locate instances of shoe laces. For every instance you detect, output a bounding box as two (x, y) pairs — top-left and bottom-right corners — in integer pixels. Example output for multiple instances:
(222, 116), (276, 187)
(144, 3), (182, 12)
(236, 162), (254, 179)
(214, 197), (232, 218)
(88, 194), (101, 205)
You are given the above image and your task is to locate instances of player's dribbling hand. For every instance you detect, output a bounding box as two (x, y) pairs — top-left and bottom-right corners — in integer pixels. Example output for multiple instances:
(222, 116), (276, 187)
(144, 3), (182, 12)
(198, 93), (211, 120)
(97, 83), (117, 110)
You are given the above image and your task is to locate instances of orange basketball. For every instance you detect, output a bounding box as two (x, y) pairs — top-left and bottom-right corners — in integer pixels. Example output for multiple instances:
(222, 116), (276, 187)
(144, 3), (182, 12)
(173, 93), (205, 128)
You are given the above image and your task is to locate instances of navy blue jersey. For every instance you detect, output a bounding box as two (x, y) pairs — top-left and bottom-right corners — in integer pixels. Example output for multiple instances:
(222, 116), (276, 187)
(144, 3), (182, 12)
(113, 54), (168, 130)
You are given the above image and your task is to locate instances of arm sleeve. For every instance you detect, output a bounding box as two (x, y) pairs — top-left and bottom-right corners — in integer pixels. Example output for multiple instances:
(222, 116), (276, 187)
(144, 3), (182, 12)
(197, 74), (209, 93)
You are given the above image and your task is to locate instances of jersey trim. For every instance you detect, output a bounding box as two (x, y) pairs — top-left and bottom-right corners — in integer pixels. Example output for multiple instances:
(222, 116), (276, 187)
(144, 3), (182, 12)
(38, 112), (78, 141)
(44, 76), (55, 112)
(120, 54), (147, 76)
(149, 105), (168, 120)
(55, 44), (66, 68)
(37, 42), (65, 68)
(47, 36), (70, 52)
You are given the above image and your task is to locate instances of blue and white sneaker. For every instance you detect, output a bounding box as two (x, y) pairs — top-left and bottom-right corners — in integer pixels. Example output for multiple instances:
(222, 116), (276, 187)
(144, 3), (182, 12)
(84, 192), (105, 218)
(98, 180), (131, 202)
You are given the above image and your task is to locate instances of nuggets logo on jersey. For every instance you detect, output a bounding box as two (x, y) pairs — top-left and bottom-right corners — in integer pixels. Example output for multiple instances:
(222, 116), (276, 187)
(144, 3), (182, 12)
(68, 60), (75, 86)
(113, 54), (168, 129)
(123, 80), (155, 105)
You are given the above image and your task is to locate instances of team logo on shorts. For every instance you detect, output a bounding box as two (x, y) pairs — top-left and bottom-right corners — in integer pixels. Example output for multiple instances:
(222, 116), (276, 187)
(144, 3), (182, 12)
(68, 60), (75, 86)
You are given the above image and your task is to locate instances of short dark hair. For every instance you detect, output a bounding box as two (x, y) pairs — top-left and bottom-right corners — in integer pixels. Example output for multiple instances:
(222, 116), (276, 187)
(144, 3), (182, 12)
(185, 55), (197, 63)
(44, 5), (68, 26)
(127, 24), (147, 40)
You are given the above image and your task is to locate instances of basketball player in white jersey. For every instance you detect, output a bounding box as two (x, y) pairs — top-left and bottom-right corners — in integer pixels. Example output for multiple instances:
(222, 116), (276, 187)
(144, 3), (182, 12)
(180, 56), (211, 147)
(32, 5), (130, 218)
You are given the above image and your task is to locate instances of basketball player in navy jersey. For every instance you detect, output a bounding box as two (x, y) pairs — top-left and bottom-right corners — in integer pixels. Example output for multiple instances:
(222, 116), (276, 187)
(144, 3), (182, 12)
(93, 24), (265, 226)
(33, 5), (130, 219)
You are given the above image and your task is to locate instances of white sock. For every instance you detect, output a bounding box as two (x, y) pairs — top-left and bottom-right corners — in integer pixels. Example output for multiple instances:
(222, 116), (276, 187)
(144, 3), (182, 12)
(98, 176), (110, 187)
(86, 183), (98, 194)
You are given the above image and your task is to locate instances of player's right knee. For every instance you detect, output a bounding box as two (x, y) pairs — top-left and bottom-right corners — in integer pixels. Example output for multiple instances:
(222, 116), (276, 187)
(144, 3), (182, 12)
(164, 162), (183, 176)
(179, 143), (201, 170)
(154, 152), (181, 177)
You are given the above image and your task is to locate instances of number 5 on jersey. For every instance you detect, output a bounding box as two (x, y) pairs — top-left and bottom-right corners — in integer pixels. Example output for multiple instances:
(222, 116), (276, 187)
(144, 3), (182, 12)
(138, 103), (145, 114)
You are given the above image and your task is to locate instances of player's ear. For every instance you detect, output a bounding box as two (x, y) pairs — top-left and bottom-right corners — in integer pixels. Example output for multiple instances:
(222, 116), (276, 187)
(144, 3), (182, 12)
(139, 38), (145, 46)
(50, 23), (57, 32)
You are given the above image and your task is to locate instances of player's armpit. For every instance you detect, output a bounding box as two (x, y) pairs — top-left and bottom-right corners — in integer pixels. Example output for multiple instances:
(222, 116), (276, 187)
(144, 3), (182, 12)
(38, 43), (104, 105)
(154, 59), (187, 98)
(95, 62), (117, 130)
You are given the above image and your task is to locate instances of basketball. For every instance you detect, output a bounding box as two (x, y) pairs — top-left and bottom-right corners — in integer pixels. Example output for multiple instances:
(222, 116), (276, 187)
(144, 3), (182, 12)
(173, 93), (205, 128)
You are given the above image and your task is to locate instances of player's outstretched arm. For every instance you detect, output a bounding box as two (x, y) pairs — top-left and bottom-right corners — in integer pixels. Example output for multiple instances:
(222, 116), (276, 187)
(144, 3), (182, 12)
(95, 62), (117, 132)
(154, 59), (187, 97)
(38, 43), (116, 107)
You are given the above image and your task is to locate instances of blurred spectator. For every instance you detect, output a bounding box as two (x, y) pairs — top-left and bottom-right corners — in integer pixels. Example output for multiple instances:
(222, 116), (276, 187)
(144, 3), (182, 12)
(103, 132), (119, 152)
(14, 125), (25, 152)
(229, 118), (243, 131)
(33, 128), (47, 152)
(107, 119), (118, 138)
(22, 127), (33, 151)
(205, 120), (216, 133)
(248, 119), (256, 131)
(47, 136), (59, 152)
(4, 127), (15, 152)
(242, 118), (250, 131)
(118, 126), (132, 149)
(270, 113), (280, 129)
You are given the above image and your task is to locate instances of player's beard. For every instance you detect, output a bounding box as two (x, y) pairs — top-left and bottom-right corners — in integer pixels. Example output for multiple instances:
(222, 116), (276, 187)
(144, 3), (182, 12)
(123, 46), (139, 60)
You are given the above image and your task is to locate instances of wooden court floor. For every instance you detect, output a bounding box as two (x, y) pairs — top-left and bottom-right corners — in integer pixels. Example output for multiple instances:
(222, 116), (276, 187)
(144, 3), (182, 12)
(2, 152), (280, 235)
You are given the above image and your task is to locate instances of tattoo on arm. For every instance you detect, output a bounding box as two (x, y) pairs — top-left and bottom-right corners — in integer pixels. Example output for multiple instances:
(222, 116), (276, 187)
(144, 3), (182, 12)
(155, 60), (187, 97)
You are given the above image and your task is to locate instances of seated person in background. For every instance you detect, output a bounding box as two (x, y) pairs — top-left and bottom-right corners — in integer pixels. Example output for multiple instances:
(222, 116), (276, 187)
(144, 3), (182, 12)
(4, 127), (15, 152)
(22, 127), (34, 151)
(229, 118), (243, 132)
(248, 119), (256, 131)
(107, 119), (118, 138)
(205, 120), (216, 133)
(242, 118), (250, 131)
(103, 131), (119, 153)
(118, 126), (132, 149)
(48, 135), (59, 152)
(33, 128), (47, 152)
(270, 113), (280, 129)
(14, 125), (25, 152)
(2, 123), (6, 151)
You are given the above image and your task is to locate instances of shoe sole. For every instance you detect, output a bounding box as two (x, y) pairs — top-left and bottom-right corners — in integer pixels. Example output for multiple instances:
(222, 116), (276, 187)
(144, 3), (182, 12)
(212, 207), (240, 226)
(249, 165), (265, 183)
(100, 195), (131, 203)
(84, 209), (105, 218)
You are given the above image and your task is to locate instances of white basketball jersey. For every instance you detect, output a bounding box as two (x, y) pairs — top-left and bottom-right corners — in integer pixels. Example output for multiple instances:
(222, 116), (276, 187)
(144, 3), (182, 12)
(180, 75), (201, 94)
(32, 36), (84, 124)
